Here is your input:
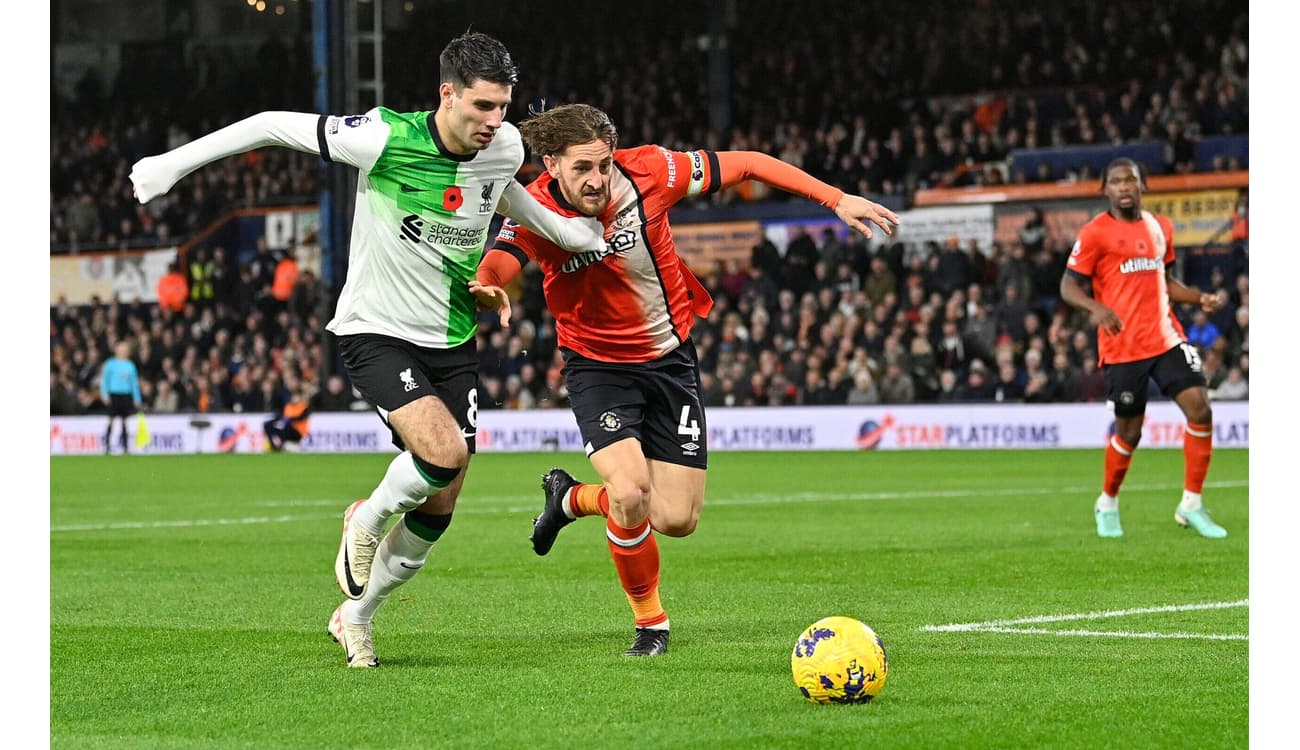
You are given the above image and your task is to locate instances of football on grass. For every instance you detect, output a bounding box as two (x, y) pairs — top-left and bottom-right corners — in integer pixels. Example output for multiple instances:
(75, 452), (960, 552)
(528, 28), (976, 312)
(791, 616), (888, 704)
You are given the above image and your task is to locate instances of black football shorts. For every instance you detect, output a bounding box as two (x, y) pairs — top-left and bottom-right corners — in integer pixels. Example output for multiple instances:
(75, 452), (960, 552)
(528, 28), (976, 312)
(562, 340), (708, 469)
(336, 333), (478, 452)
(1103, 342), (1208, 418)
(107, 394), (136, 418)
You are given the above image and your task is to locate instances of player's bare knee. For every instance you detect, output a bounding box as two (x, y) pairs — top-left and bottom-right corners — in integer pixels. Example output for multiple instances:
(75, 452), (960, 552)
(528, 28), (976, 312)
(437, 437), (470, 469)
(607, 481), (650, 522)
(1185, 402), (1213, 426)
(655, 508), (699, 537)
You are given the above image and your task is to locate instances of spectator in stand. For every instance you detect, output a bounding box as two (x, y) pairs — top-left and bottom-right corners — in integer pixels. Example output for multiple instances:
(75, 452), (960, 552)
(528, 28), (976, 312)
(934, 238), (972, 297)
(1075, 352), (1106, 402)
(863, 255), (896, 309)
(312, 374), (355, 412)
(993, 360), (1026, 403)
(1018, 208), (1047, 257)
(51, 369), (77, 415)
(1045, 350), (1081, 403)
(844, 368), (881, 405)
(954, 361), (993, 401)
(289, 268), (321, 319)
(188, 247), (215, 308)
(156, 261), (189, 313)
(1184, 309), (1221, 354)
(783, 229), (821, 297)
(963, 302), (997, 364)
(210, 247), (236, 305)
(997, 244), (1033, 305)
(750, 237), (782, 283)
(271, 249), (299, 311)
(908, 336), (940, 400)
(879, 361), (916, 403)
(719, 258), (750, 302)
(1224, 305), (1247, 361)
(994, 283), (1031, 343)
(1209, 367), (1247, 401)
(798, 369), (837, 406)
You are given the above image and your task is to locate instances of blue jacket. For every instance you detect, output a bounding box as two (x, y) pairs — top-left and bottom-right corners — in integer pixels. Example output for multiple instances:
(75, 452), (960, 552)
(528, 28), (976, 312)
(101, 358), (141, 403)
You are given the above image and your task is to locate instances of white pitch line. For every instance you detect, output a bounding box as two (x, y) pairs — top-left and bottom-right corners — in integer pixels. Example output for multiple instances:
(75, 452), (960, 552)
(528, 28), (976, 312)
(921, 600), (1249, 641)
(921, 599), (1249, 631)
(52, 480), (1249, 533)
(964, 626), (1247, 641)
(50, 514), (340, 532)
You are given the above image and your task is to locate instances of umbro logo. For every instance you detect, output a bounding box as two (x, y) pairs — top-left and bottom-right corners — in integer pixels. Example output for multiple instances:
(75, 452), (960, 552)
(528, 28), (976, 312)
(400, 183), (429, 193)
(400, 368), (419, 392)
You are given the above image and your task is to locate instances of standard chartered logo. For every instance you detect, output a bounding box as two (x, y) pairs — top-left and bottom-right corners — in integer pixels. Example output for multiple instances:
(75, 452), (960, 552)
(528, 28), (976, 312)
(398, 214), (486, 249)
(399, 215), (423, 242)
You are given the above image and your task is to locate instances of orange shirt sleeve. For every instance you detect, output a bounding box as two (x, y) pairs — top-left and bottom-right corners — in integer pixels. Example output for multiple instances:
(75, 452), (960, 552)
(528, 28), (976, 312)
(477, 243), (526, 288)
(714, 151), (844, 209)
(1066, 221), (1101, 277)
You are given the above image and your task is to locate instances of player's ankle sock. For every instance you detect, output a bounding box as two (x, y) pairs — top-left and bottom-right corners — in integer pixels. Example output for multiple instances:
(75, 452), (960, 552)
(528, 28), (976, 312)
(1095, 492), (1119, 512)
(1179, 490), (1204, 513)
(569, 484), (610, 518)
(606, 516), (666, 628)
(345, 511), (449, 624)
(354, 451), (456, 536)
(1103, 435), (1136, 497)
(1183, 422), (1213, 495)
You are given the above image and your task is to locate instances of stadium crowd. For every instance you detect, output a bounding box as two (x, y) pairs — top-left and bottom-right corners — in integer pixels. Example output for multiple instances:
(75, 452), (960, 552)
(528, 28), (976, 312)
(50, 223), (1249, 416)
(49, 0), (1249, 415)
(51, 0), (1247, 250)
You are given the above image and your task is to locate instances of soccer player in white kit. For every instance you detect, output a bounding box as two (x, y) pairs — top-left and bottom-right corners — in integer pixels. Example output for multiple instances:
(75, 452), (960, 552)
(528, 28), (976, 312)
(130, 32), (606, 667)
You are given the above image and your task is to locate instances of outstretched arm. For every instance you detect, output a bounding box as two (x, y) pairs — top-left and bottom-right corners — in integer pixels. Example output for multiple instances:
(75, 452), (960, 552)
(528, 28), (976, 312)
(130, 112), (325, 203)
(716, 151), (900, 239)
(498, 180), (607, 254)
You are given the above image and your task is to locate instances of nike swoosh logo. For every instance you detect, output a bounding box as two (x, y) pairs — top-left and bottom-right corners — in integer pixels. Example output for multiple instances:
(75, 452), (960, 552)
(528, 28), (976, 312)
(343, 545), (365, 597)
(399, 184), (428, 193)
(399, 562), (423, 570)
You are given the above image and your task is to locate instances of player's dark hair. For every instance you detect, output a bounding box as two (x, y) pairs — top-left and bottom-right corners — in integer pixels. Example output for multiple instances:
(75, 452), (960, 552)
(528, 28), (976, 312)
(519, 103), (619, 157)
(439, 31), (518, 89)
(1101, 157), (1146, 191)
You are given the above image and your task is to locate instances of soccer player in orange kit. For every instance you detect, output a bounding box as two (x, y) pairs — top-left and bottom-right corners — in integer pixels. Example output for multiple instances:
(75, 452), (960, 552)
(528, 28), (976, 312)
(471, 103), (899, 655)
(1060, 157), (1229, 539)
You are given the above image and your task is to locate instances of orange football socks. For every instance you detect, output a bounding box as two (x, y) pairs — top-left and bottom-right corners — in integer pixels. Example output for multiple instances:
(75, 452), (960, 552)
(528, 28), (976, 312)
(1103, 434), (1136, 497)
(606, 516), (667, 628)
(1183, 422), (1213, 494)
(570, 483), (610, 518)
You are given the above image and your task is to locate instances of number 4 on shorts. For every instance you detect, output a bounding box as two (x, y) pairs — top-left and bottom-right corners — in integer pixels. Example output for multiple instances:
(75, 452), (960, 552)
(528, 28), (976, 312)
(677, 405), (701, 442)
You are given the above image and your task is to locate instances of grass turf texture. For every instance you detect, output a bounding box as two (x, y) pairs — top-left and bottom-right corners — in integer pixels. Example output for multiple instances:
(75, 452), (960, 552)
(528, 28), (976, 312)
(51, 449), (1248, 749)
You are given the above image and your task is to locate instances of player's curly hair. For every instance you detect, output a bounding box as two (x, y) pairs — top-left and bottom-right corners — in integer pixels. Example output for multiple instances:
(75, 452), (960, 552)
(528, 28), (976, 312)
(440, 31), (518, 89)
(1101, 157), (1147, 191)
(519, 103), (619, 157)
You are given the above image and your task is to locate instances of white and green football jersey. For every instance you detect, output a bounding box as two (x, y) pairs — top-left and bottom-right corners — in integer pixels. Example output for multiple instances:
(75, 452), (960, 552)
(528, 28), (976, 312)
(320, 108), (522, 349)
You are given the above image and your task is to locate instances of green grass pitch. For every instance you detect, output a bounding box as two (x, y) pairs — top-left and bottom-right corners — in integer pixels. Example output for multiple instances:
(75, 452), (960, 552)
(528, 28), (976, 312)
(51, 449), (1248, 749)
